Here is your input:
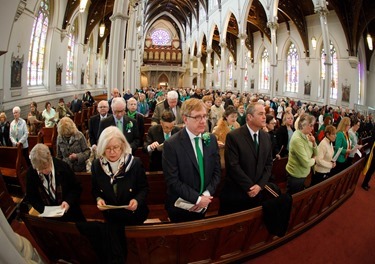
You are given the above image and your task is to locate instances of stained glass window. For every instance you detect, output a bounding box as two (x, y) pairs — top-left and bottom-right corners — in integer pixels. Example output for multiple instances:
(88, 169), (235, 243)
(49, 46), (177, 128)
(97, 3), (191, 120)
(286, 43), (299, 93)
(151, 29), (171, 46)
(260, 49), (270, 90)
(321, 41), (338, 99)
(66, 26), (75, 84)
(27, 0), (49, 86)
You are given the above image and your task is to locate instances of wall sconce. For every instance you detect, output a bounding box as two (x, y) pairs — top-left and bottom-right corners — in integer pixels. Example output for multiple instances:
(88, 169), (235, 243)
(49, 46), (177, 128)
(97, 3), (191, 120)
(79, 0), (88, 13)
(367, 33), (373, 51)
(311, 37), (317, 50)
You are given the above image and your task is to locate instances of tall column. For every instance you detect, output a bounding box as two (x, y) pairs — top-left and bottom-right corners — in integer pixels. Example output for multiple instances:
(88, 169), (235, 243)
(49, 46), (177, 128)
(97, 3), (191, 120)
(206, 48), (213, 89)
(220, 42), (227, 91)
(124, 4), (137, 93)
(189, 56), (194, 88)
(107, 0), (130, 97)
(267, 21), (278, 99)
(196, 53), (202, 88)
(238, 34), (247, 93)
(315, 5), (331, 106)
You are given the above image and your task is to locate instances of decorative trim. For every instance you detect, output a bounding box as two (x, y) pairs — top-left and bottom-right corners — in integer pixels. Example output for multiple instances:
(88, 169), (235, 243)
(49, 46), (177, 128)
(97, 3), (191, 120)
(14, 0), (27, 22)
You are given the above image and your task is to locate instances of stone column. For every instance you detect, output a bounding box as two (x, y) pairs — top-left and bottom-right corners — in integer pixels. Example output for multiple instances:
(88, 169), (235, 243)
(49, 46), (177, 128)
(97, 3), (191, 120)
(267, 21), (278, 99)
(206, 48), (213, 89)
(238, 34), (247, 93)
(196, 53), (202, 88)
(124, 4), (137, 93)
(220, 42), (227, 91)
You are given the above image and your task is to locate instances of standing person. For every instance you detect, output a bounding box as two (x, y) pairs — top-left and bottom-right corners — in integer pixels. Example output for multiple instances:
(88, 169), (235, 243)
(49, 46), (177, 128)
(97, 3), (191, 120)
(137, 93), (150, 117)
(0, 112), (12, 146)
(126, 97), (145, 146)
(98, 97), (141, 154)
(202, 95), (213, 132)
(348, 118), (364, 164)
(312, 125), (337, 186)
(286, 114), (318, 194)
(275, 112), (295, 157)
(26, 143), (85, 222)
(152, 90), (183, 126)
(70, 94), (83, 114)
(92, 126), (149, 225)
(330, 117), (355, 176)
(108, 88), (121, 114)
(219, 103), (273, 215)
(88, 100), (110, 150)
(162, 98), (221, 222)
(26, 102), (43, 135)
(212, 105), (240, 168)
(210, 97), (225, 130)
(144, 111), (180, 171)
(82, 91), (94, 107)
(236, 104), (246, 126)
(56, 98), (73, 120)
(264, 114), (280, 160)
(10, 106), (31, 166)
(56, 117), (90, 172)
(362, 142), (375, 191)
(41, 102), (57, 128)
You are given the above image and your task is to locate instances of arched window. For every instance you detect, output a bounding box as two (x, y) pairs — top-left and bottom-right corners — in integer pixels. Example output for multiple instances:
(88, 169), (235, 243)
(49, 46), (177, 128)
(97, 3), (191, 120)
(260, 48), (270, 90)
(321, 41), (338, 99)
(27, 0), (49, 86)
(151, 29), (171, 46)
(66, 25), (76, 84)
(286, 42), (299, 93)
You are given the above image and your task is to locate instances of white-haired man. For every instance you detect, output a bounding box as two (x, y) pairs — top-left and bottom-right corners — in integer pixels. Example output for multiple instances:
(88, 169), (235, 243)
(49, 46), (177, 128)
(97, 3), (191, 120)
(151, 90), (183, 126)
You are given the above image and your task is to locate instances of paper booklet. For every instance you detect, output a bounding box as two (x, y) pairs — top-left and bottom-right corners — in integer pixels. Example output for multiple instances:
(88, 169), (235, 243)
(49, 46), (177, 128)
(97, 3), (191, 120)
(97, 204), (129, 210)
(27, 115), (37, 124)
(39, 206), (66, 217)
(174, 198), (205, 213)
(332, 147), (343, 162)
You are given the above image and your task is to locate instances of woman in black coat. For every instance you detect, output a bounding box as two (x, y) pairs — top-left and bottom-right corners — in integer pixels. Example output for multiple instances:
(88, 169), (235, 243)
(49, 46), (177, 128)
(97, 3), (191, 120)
(91, 126), (149, 226)
(0, 112), (12, 146)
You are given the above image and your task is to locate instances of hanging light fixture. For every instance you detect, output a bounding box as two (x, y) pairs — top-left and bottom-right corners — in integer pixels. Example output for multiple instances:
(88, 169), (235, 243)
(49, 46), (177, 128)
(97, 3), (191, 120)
(99, 0), (108, 38)
(367, 33), (373, 51)
(311, 36), (317, 50)
(79, 0), (88, 13)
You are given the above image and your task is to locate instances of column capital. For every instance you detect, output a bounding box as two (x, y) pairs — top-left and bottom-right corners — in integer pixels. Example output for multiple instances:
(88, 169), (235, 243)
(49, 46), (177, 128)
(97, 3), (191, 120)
(110, 13), (129, 22)
(206, 47), (213, 54)
(196, 53), (202, 59)
(314, 7), (329, 16)
(238, 33), (247, 40)
(220, 42), (227, 48)
(267, 22), (279, 30)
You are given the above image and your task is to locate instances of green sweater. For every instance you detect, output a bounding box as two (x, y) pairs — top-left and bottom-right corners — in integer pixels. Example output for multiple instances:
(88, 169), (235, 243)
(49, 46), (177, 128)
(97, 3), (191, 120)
(286, 130), (318, 178)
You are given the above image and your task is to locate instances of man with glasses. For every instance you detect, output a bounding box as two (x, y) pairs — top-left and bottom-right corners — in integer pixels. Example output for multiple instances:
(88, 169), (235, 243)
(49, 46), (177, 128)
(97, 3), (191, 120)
(89, 100), (110, 150)
(98, 97), (141, 154)
(151, 90), (183, 126)
(162, 98), (221, 222)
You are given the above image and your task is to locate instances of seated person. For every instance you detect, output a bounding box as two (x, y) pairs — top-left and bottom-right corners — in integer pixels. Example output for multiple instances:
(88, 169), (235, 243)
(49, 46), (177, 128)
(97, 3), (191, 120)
(92, 126), (149, 226)
(143, 111), (180, 171)
(26, 143), (85, 222)
(26, 101), (43, 135)
(56, 98), (73, 120)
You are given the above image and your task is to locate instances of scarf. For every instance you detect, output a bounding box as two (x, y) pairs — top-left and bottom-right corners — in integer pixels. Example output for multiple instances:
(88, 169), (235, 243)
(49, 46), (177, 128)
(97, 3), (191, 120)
(99, 154), (134, 185)
(127, 111), (136, 119)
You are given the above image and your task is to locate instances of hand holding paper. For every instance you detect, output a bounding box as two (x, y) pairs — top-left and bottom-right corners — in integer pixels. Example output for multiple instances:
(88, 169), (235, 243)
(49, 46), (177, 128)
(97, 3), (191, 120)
(332, 147), (343, 162)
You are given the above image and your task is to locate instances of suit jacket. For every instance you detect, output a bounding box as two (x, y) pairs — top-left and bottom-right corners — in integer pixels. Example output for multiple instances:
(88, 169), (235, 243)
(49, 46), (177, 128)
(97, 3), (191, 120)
(89, 114), (112, 146)
(25, 157), (85, 222)
(91, 157), (149, 225)
(0, 121), (12, 146)
(143, 125), (180, 171)
(275, 125), (295, 157)
(162, 128), (221, 213)
(98, 115), (141, 153)
(220, 125), (273, 210)
(70, 99), (83, 113)
(151, 100), (183, 125)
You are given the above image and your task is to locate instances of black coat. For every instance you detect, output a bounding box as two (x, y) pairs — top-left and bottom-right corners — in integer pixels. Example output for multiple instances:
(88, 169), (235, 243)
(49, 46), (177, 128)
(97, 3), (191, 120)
(0, 121), (12, 146)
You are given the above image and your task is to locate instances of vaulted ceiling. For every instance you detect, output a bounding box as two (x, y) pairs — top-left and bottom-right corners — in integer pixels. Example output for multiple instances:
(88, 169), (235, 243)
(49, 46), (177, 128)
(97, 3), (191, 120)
(62, 0), (375, 66)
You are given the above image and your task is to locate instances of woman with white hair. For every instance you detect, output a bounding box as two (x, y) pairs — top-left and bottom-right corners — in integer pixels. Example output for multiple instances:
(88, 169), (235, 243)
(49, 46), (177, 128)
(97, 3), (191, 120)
(10, 106), (31, 165)
(92, 126), (149, 225)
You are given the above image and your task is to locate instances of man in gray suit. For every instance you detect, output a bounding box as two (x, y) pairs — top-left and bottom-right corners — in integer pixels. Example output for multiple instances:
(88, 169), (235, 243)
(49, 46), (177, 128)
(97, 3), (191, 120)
(163, 98), (221, 222)
(219, 102), (273, 215)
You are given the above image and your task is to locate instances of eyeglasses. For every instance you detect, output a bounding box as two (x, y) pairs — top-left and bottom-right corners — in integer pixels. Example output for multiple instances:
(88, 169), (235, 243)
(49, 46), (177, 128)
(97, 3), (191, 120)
(186, 115), (208, 121)
(113, 109), (125, 114)
(105, 145), (121, 153)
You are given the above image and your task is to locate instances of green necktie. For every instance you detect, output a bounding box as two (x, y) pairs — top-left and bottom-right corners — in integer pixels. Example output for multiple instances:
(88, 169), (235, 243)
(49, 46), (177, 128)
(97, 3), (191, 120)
(254, 133), (259, 153)
(194, 137), (204, 194)
(165, 133), (170, 140)
(117, 120), (123, 133)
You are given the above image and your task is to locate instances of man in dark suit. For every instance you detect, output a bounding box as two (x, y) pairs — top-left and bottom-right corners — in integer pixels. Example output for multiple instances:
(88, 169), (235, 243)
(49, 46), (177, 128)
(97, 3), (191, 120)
(98, 97), (141, 154)
(144, 111), (180, 171)
(88, 100), (110, 150)
(163, 98), (221, 222)
(152, 90), (183, 126)
(70, 94), (83, 114)
(126, 97), (145, 146)
(219, 102), (273, 215)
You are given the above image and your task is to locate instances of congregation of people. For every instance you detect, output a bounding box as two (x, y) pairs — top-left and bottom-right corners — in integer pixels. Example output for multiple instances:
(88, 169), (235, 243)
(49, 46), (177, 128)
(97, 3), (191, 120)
(1, 86), (375, 227)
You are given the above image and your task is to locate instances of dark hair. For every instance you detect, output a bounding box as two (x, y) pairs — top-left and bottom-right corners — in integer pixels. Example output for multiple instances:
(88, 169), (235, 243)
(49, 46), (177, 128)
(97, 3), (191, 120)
(266, 114), (275, 124)
(161, 110), (176, 123)
(223, 105), (237, 119)
(30, 101), (37, 108)
(45, 101), (51, 109)
(59, 98), (64, 103)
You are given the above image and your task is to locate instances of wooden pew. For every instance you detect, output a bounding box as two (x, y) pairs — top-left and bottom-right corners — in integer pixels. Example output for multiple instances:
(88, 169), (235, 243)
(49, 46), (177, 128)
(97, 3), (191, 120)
(134, 147), (150, 171)
(38, 126), (57, 156)
(270, 157), (289, 193)
(0, 172), (19, 220)
(28, 135), (39, 154)
(22, 158), (365, 264)
(0, 144), (28, 194)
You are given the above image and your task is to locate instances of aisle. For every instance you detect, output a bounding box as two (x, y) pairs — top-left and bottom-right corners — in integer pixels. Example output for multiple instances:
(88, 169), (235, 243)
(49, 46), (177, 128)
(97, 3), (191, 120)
(246, 173), (375, 264)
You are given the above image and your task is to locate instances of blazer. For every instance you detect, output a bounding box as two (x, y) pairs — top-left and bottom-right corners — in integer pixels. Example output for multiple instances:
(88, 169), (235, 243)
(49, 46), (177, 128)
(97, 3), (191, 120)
(0, 121), (12, 146)
(275, 125), (295, 157)
(334, 131), (350, 163)
(220, 125), (273, 208)
(143, 125), (180, 171)
(162, 128), (221, 210)
(25, 157), (85, 222)
(89, 114), (112, 146)
(91, 157), (149, 225)
(70, 99), (83, 113)
(151, 100), (183, 125)
(98, 115), (141, 153)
